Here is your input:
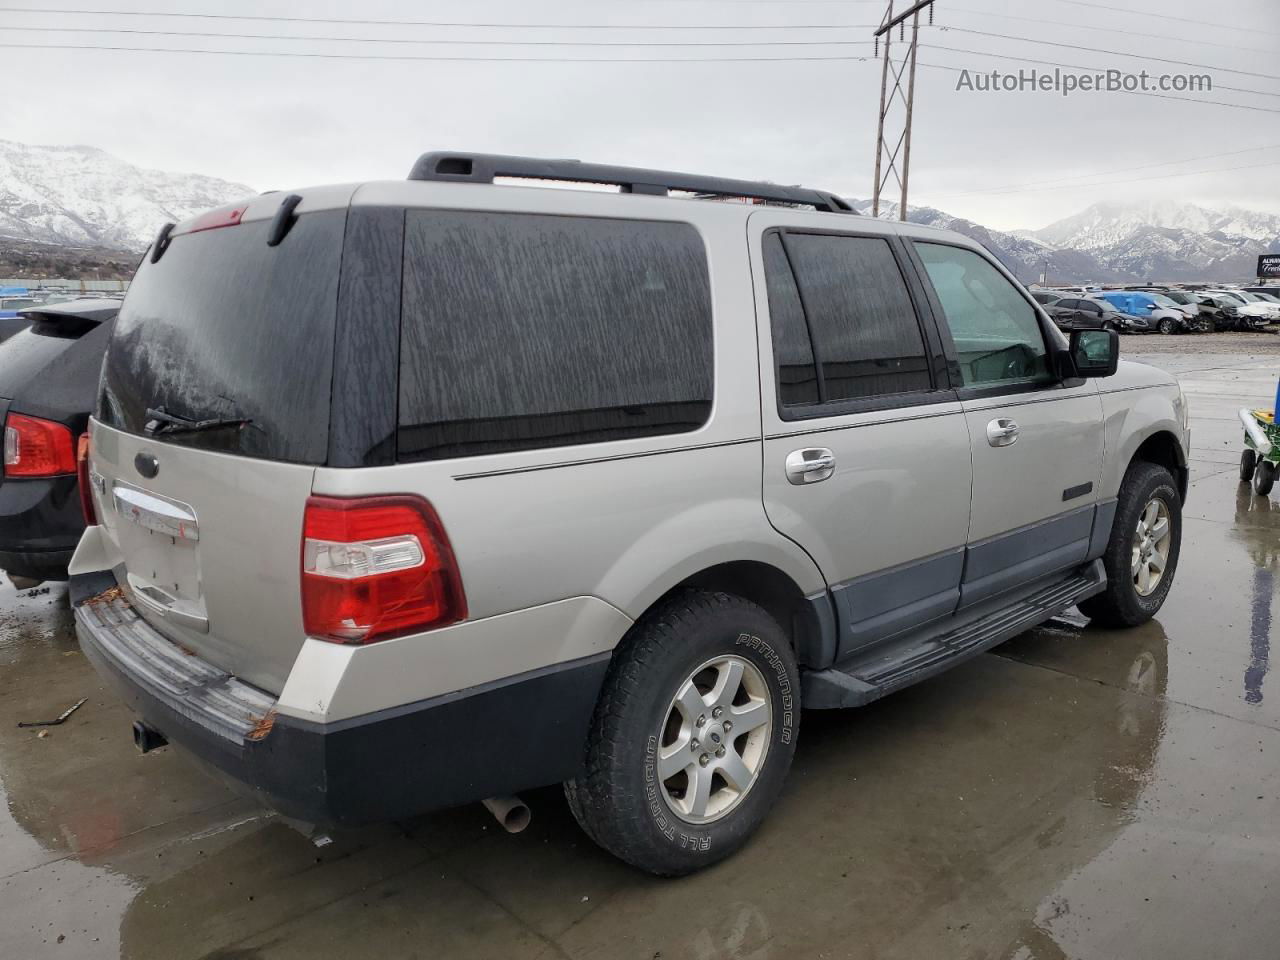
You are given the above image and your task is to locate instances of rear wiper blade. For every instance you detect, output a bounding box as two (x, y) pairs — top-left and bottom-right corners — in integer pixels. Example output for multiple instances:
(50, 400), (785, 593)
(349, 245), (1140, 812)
(145, 406), (254, 436)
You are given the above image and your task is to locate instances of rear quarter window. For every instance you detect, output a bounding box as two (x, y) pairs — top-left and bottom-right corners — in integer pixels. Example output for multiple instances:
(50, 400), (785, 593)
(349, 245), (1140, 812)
(398, 211), (714, 461)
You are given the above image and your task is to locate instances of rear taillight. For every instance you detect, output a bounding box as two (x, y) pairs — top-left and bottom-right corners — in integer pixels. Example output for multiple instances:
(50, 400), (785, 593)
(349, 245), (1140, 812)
(76, 434), (95, 524)
(3, 413), (76, 477)
(301, 495), (466, 644)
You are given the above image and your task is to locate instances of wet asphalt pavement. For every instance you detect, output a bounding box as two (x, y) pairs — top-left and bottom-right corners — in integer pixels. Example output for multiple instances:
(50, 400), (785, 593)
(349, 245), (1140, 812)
(2, 345), (1279, 959)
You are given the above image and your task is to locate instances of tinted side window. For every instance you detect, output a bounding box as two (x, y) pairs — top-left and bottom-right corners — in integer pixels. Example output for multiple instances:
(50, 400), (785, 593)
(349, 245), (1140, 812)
(398, 211), (713, 461)
(762, 233), (819, 406)
(765, 232), (931, 406)
(914, 242), (1052, 388)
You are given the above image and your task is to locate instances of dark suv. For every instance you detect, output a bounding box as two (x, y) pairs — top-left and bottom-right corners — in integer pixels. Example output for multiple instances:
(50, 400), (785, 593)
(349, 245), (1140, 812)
(0, 299), (118, 584)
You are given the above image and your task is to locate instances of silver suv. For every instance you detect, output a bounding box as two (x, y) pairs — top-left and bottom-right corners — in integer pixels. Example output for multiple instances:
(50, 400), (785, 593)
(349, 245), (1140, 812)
(72, 153), (1189, 876)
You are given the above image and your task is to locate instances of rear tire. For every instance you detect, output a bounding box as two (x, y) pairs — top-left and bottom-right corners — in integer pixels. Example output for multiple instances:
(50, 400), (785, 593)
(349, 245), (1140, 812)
(1241, 449), (1257, 483)
(1254, 460), (1276, 497)
(565, 590), (799, 876)
(1078, 461), (1181, 628)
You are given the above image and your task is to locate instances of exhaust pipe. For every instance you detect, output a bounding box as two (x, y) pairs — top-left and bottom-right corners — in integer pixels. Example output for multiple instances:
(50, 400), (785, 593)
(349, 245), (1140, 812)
(132, 720), (167, 753)
(482, 795), (531, 834)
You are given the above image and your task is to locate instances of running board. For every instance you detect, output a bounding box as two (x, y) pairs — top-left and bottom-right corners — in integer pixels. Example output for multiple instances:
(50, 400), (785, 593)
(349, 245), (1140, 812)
(803, 560), (1106, 709)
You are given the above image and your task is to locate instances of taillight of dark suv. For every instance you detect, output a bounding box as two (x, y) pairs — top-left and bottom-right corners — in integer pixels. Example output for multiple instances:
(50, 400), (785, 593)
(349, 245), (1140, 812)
(4, 413), (77, 477)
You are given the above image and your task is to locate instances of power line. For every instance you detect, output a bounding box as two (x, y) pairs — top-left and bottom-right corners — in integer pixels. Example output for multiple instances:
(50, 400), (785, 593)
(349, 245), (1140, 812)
(929, 143), (1280, 199)
(1, 36), (1274, 112)
(921, 49), (1280, 111)
(0, 6), (874, 30)
(0, 40), (877, 63)
(947, 3), (1270, 56)
(0, 25), (876, 47)
(1046, 0), (1280, 40)
(932, 25), (1280, 82)
(926, 45), (1280, 101)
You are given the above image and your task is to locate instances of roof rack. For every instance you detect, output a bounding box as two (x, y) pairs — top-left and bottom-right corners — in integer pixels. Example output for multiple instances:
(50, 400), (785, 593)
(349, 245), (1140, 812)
(406, 152), (855, 214)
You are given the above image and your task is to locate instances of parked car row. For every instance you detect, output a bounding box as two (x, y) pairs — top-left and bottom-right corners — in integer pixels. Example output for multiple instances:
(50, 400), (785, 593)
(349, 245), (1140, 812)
(1031, 285), (1279, 334)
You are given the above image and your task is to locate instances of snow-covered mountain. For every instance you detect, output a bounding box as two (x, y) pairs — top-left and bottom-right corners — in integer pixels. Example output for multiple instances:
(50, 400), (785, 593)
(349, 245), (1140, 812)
(1025, 201), (1280, 282)
(0, 139), (253, 250)
(2, 139), (1276, 283)
(1032, 200), (1280, 250)
(856, 199), (1130, 284)
(860, 198), (1280, 283)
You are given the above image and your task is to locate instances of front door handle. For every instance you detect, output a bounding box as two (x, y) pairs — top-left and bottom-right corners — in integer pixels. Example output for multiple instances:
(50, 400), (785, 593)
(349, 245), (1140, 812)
(785, 448), (835, 485)
(986, 418), (1019, 447)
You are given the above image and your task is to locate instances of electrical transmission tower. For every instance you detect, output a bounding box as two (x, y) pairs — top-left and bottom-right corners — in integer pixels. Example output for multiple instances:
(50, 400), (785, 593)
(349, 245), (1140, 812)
(871, 0), (935, 220)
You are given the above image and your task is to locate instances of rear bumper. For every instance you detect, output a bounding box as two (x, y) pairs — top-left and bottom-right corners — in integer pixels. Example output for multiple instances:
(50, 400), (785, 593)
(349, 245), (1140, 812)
(0, 547), (75, 581)
(0, 475), (85, 580)
(71, 570), (609, 826)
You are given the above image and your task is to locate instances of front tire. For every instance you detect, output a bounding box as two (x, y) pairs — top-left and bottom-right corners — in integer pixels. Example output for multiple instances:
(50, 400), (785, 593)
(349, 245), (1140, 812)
(1241, 449), (1257, 483)
(565, 590), (799, 876)
(1078, 462), (1181, 628)
(1158, 317), (1176, 335)
(1255, 460), (1276, 497)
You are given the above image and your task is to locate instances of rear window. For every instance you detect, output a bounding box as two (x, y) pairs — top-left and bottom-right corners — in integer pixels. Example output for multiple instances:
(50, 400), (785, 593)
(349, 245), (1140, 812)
(98, 211), (346, 464)
(398, 211), (713, 461)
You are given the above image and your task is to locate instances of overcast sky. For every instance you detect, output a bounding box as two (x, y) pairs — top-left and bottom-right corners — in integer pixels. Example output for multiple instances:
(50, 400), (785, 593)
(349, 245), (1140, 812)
(6, 0), (1278, 231)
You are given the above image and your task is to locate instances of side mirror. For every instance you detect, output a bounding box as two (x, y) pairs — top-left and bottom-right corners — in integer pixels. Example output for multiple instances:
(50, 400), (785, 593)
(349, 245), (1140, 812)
(1066, 327), (1119, 379)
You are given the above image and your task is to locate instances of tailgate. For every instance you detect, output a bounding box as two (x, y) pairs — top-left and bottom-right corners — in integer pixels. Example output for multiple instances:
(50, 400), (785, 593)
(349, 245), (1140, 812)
(90, 420), (315, 694)
(82, 200), (350, 695)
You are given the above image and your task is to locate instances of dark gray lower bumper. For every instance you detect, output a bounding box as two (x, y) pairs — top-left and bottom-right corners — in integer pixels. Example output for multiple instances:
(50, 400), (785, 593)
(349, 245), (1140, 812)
(72, 570), (611, 825)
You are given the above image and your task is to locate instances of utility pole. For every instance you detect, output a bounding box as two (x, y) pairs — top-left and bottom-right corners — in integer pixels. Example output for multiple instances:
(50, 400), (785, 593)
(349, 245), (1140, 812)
(871, 0), (934, 221)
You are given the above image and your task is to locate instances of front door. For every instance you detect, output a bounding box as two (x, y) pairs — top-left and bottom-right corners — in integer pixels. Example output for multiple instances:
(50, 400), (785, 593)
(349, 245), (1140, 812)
(908, 241), (1105, 608)
(750, 212), (973, 661)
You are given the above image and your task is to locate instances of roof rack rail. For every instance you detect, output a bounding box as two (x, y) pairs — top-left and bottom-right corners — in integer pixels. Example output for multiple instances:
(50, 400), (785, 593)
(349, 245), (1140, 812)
(407, 152), (855, 214)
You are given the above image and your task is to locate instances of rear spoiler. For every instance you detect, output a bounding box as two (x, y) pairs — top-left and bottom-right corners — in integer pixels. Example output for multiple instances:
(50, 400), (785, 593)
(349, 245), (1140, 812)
(17, 300), (121, 328)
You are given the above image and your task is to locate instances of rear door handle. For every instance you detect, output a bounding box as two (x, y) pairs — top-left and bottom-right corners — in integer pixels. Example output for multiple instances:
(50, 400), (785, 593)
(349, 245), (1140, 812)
(986, 418), (1019, 447)
(785, 448), (835, 484)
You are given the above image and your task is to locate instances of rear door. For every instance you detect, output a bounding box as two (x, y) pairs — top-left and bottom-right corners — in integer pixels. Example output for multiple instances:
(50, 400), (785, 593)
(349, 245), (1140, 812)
(89, 204), (348, 694)
(907, 240), (1104, 608)
(750, 213), (972, 660)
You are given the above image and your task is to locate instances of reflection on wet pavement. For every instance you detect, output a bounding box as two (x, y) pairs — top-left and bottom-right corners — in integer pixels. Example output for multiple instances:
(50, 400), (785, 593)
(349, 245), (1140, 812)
(1, 350), (1278, 959)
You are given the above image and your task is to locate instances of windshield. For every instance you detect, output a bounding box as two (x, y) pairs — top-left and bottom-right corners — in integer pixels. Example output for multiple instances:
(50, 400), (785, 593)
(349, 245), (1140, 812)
(1254, 292), (1280, 304)
(1150, 294), (1179, 308)
(98, 211), (346, 464)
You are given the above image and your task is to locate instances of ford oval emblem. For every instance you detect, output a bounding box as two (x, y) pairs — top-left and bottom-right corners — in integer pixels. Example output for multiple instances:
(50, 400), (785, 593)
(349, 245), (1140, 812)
(134, 452), (159, 479)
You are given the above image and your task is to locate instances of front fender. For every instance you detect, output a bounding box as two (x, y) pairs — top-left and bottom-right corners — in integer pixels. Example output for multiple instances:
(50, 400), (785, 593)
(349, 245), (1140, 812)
(1100, 378), (1187, 500)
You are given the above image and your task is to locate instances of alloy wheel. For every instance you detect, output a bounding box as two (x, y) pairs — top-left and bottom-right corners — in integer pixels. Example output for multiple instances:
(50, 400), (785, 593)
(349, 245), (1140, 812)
(1132, 496), (1172, 597)
(657, 655), (772, 824)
